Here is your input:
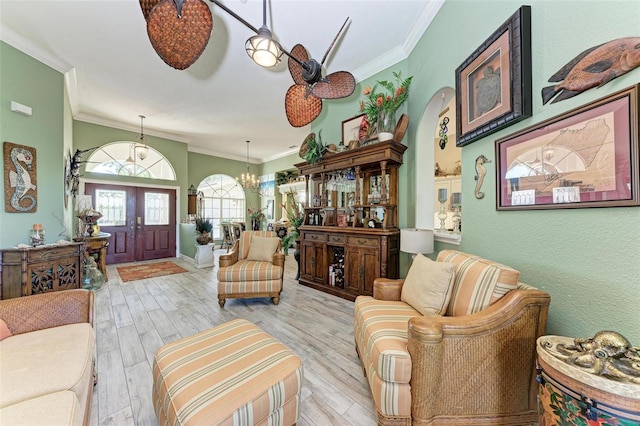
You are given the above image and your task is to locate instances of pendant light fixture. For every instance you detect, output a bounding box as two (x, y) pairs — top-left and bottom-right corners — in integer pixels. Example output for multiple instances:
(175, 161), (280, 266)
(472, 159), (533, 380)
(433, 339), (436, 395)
(236, 140), (260, 194)
(135, 115), (149, 161)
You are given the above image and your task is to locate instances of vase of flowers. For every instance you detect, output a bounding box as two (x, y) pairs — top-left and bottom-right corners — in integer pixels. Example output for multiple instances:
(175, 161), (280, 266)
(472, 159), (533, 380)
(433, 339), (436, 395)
(248, 207), (264, 231)
(359, 71), (412, 141)
(377, 109), (396, 142)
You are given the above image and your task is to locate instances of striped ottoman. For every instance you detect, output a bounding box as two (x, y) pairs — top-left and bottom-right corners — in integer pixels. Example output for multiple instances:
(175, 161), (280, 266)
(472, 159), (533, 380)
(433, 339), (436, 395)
(152, 319), (303, 426)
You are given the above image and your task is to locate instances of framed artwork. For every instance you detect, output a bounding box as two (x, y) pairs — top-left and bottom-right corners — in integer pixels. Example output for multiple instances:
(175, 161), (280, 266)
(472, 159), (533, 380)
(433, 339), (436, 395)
(266, 199), (274, 220)
(3, 141), (38, 213)
(342, 114), (369, 145)
(456, 5), (532, 147)
(496, 85), (639, 210)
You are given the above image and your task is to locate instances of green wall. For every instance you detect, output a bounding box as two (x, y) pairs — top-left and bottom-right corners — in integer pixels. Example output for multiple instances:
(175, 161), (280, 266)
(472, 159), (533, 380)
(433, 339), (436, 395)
(0, 42), (66, 247)
(2, 0), (638, 343)
(403, 0), (640, 342)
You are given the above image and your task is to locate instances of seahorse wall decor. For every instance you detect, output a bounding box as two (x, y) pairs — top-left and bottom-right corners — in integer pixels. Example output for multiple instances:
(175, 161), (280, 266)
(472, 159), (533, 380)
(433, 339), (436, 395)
(474, 154), (492, 199)
(3, 142), (38, 213)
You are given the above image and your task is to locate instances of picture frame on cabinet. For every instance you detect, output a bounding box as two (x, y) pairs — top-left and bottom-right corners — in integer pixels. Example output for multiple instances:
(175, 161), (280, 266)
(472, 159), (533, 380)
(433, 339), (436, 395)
(495, 84), (639, 210)
(342, 114), (370, 146)
(455, 5), (532, 147)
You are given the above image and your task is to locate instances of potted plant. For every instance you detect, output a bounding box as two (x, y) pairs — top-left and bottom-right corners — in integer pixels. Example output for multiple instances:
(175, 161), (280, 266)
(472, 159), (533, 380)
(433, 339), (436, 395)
(281, 191), (304, 253)
(194, 217), (213, 245)
(303, 130), (327, 165)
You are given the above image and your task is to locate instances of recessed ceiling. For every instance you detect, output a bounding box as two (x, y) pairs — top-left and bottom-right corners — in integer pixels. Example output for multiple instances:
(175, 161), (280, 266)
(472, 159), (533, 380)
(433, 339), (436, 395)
(0, 0), (443, 163)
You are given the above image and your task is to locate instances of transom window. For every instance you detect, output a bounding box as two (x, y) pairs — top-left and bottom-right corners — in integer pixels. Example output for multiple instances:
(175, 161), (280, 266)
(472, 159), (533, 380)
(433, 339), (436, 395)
(198, 175), (245, 240)
(85, 141), (176, 180)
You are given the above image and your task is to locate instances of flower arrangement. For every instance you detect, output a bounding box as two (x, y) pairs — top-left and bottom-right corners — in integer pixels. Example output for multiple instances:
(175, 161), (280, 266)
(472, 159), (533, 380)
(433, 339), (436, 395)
(248, 207), (265, 222)
(359, 71), (413, 128)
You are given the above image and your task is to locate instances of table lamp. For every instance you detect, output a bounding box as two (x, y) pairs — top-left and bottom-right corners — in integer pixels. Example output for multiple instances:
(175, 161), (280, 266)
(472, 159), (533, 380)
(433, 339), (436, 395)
(400, 228), (434, 261)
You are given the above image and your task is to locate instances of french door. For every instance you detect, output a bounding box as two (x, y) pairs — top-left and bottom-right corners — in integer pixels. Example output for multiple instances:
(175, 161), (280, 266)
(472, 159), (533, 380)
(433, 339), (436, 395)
(85, 183), (176, 264)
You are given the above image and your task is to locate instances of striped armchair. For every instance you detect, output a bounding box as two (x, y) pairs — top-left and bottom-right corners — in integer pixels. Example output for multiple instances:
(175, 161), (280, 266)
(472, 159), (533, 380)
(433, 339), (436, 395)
(354, 250), (550, 426)
(217, 231), (285, 308)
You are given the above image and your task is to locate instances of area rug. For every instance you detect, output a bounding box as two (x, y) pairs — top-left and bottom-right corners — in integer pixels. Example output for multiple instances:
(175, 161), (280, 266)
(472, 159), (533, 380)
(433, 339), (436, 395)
(117, 261), (188, 282)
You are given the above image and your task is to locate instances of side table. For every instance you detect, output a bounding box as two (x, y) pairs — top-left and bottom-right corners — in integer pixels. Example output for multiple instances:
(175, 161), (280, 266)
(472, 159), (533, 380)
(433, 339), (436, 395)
(74, 232), (110, 281)
(194, 243), (215, 268)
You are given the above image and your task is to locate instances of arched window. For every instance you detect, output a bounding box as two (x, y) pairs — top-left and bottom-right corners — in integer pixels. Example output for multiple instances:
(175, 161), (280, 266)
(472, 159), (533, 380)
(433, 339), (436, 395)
(85, 141), (176, 180)
(198, 175), (246, 239)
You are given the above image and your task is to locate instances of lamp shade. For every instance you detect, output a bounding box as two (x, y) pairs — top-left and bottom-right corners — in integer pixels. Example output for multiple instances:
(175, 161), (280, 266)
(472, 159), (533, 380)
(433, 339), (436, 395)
(400, 228), (434, 255)
(245, 26), (281, 67)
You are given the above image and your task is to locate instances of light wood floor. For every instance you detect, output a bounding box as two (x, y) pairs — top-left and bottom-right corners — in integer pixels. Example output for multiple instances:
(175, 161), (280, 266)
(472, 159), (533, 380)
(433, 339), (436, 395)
(89, 250), (377, 426)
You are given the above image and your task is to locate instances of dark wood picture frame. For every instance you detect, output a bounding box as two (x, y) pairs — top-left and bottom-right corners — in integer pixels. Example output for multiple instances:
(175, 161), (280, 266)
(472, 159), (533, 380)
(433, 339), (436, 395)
(495, 84), (639, 210)
(456, 5), (532, 147)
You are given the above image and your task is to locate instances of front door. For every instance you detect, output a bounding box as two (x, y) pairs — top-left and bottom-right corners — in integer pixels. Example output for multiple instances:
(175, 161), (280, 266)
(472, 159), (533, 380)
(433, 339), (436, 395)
(85, 183), (176, 264)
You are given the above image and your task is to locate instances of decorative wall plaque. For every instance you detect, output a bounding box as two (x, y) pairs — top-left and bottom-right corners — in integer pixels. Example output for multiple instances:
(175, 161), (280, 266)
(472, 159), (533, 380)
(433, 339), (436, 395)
(3, 141), (37, 213)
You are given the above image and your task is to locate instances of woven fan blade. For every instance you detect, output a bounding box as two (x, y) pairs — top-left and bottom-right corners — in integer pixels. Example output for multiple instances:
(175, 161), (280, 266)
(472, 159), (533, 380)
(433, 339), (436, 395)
(147, 0), (212, 70)
(285, 85), (323, 127)
(312, 71), (355, 99)
(139, 0), (161, 20)
(288, 44), (309, 85)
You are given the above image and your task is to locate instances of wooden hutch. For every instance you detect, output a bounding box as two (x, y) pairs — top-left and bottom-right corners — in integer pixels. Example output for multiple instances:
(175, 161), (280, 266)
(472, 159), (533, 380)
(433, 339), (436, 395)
(295, 140), (407, 301)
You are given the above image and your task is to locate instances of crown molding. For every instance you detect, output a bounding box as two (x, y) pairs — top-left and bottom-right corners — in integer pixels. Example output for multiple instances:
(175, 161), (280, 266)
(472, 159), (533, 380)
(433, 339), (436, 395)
(0, 23), (73, 73)
(352, 0), (445, 82)
(402, 0), (445, 55)
(74, 113), (191, 144)
(187, 145), (248, 163)
(353, 46), (408, 82)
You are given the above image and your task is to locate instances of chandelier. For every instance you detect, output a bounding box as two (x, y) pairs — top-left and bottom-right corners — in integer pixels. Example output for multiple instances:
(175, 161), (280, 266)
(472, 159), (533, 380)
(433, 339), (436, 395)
(236, 140), (261, 194)
(134, 115), (149, 161)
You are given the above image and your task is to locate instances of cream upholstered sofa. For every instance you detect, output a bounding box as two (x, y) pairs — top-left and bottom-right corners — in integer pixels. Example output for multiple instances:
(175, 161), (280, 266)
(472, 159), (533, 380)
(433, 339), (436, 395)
(0, 289), (95, 426)
(217, 230), (285, 308)
(354, 250), (550, 426)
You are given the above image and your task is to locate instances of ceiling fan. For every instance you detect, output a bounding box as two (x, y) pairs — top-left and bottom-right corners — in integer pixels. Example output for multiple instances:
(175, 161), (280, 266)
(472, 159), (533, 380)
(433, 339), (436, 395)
(284, 19), (356, 127)
(139, 0), (355, 127)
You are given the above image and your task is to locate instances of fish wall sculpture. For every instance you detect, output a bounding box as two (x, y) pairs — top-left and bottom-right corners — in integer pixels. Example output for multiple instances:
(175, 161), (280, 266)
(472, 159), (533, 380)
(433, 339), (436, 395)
(542, 37), (640, 104)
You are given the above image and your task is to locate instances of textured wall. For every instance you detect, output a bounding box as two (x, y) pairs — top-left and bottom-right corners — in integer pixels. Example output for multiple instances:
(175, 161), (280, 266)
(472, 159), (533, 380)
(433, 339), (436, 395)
(0, 42), (64, 247)
(406, 0), (640, 342)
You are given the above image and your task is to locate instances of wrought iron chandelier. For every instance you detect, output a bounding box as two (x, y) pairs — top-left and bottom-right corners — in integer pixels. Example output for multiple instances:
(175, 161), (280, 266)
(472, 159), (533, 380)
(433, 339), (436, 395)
(236, 140), (261, 194)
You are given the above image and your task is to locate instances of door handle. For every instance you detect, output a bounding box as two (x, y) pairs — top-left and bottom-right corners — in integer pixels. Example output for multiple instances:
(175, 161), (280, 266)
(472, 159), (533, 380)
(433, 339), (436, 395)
(136, 216), (141, 229)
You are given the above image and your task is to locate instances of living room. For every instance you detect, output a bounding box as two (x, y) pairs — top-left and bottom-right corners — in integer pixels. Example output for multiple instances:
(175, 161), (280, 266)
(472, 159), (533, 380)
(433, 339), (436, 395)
(1, 0), (639, 425)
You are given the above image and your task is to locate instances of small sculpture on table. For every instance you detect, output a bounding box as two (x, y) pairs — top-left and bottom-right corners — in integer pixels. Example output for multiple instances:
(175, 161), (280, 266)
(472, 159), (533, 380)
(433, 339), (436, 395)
(544, 330), (640, 384)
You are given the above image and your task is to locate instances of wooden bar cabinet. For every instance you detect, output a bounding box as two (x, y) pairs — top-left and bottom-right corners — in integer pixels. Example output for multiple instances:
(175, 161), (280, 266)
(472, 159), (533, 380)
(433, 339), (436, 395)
(295, 140), (407, 301)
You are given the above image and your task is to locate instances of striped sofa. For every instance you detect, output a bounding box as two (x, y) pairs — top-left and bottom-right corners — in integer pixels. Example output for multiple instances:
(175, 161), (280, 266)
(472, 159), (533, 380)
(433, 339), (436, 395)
(153, 318), (303, 426)
(354, 250), (551, 426)
(217, 231), (285, 308)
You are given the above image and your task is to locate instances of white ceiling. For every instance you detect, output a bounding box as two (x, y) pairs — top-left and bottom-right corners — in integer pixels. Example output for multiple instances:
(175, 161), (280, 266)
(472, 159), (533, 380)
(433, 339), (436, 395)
(0, 0), (443, 163)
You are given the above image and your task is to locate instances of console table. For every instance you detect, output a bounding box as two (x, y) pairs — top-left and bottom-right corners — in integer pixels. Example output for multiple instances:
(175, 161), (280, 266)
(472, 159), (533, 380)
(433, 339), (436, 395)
(0, 242), (85, 299)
